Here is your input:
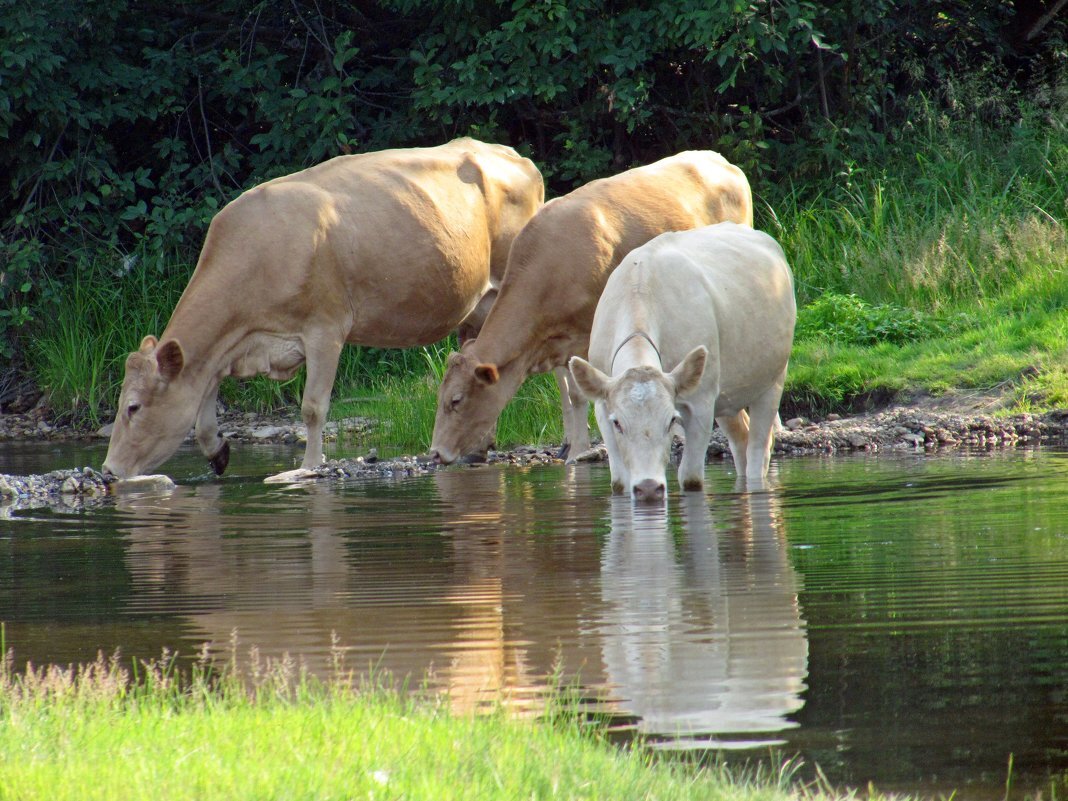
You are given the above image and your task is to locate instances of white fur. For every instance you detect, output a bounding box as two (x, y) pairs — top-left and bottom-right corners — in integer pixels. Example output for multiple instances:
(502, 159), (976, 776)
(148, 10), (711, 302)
(569, 222), (796, 498)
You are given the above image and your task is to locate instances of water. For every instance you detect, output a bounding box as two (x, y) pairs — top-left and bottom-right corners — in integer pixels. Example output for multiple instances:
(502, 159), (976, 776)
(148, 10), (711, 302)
(2, 441), (1067, 799)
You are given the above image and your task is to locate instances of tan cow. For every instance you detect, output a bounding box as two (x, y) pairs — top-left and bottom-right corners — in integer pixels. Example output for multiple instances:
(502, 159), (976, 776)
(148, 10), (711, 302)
(569, 222), (796, 501)
(102, 138), (544, 482)
(429, 150), (752, 465)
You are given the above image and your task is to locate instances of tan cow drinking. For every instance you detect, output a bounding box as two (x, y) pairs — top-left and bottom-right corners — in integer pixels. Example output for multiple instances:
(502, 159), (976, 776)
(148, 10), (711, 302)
(102, 138), (543, 482)
(429, 150), (752, 465)
(568, 222), (796, 501)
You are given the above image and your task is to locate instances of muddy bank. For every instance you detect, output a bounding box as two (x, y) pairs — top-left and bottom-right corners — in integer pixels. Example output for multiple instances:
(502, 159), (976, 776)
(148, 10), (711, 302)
(2, 403), (1068, 511)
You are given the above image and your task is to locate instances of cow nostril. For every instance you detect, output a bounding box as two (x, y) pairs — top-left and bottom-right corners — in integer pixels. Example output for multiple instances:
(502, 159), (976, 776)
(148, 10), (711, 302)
(430, 450), (443, 465)
(633, 479), (665, 503)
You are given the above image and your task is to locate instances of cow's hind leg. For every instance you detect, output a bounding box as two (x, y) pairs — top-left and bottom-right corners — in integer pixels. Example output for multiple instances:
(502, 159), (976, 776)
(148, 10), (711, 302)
(194, 383), (229, 475)
(554, 366), (590, 462)
(716, 409), (750, 478)
(264, 333), (343, 484)
(744, 378), (786, 482)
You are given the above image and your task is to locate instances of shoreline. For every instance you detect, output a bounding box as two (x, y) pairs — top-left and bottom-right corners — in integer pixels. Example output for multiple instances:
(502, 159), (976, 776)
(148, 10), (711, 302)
(2, 402), (1068, 512)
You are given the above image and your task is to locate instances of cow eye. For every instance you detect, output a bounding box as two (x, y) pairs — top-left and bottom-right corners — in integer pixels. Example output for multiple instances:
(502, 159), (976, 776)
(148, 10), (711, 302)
(669, 412), (683, 432)
(450, 394), (463, 411)
(127, 403), (141, 418)
(611, 415), (623, 435)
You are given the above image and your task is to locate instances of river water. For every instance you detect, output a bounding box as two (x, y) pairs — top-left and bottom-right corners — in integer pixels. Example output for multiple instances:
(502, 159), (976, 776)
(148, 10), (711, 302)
(2, 441), (1067, 799)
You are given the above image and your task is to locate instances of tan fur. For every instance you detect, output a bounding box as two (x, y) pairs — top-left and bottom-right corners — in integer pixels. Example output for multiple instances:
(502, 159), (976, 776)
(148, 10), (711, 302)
(103, 138), (544, 479)
(430, 150), (753, 464)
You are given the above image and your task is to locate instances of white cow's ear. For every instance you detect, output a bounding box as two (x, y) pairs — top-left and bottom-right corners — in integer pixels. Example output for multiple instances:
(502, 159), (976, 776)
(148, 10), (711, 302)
(568, 356), (610, 401)
(138, 335), (159, 353)
(669, 346), (707, 398)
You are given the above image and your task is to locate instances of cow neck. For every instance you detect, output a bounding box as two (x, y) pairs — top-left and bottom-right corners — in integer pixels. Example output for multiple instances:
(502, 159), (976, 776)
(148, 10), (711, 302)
(611, 331), (662, 373)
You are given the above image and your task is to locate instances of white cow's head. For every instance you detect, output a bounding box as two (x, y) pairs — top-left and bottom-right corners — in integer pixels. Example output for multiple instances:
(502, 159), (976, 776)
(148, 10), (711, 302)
(102, 335), (199, 479)
(569, 346), (707, 503)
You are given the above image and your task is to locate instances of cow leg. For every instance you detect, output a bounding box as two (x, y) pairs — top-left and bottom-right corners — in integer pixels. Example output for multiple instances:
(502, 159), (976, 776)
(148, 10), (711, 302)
(554, 366), (590, 462)
(744, 378), (786, 481)
(194, 384), (230, 475)
(594, 401), (625, 494)
(298, 335), (344, 470)
(716, 409), (750, 478)
(678, 399), (715, 492)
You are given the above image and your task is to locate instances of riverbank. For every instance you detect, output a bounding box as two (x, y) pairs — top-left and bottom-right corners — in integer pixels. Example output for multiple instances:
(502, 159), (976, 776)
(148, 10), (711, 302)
(2, 395), (1067, 512)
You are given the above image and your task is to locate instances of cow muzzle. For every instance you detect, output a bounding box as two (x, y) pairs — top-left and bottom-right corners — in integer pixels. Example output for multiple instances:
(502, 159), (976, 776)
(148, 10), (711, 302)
(632, 478), (666, 504)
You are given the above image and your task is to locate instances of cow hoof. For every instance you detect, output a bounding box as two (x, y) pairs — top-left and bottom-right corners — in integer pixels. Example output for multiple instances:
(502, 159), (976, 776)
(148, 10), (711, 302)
(209, 440), (230, 476)
(264, 468), (320, 484)
(555, 442), (571, 461)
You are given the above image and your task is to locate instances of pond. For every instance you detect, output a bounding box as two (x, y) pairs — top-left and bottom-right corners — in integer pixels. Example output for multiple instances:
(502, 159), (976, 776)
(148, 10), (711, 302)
(2, 440), (1067, 799)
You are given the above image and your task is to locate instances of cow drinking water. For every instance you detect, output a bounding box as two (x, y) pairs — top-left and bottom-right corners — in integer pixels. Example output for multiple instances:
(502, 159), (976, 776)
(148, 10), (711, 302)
(429, 150), (753, 466)
(568, 222), (796, 501)
(102, 138), (544, 482)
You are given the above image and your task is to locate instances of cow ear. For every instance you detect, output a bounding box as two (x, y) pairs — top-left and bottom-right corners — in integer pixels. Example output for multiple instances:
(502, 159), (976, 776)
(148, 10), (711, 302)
(669, 346), (707, 398)
(473, 363), (499, 386)
(155, 339), (185, 381)
(138, 335), (158, 352)
(568, 356), (610, 401)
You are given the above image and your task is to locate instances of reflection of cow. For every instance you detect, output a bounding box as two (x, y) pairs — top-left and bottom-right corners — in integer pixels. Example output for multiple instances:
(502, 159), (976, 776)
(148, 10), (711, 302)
(598, 491), (808, 744)
(117, 465), (605, 713)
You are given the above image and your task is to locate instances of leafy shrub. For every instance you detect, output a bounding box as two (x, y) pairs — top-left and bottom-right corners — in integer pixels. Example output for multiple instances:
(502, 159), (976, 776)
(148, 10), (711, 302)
(794, 293), (971, 346)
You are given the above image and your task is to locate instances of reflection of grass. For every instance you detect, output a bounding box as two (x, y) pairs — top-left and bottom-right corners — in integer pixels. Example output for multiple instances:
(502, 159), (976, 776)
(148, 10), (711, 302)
(0, 639), (833, 801)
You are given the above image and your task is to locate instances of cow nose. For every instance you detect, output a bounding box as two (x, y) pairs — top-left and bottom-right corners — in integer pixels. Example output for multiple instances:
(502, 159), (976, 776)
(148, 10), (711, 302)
(100, 465), (117, 483)
(632, 479), (665, 503)
(429, 449), (445, 465)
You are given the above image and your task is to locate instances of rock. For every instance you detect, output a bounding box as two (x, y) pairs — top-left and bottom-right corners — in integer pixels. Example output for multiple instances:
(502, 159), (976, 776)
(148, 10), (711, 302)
(60, 476), (81, 495)
(96, 422), (114, 438)
(901, 433), (925, 446)
(784, 417), (805, 431)
(0, 477), (16, 499)
(572, 446), (608, 463)
(251, 426), (287, 440)
(826, 413), (842, 421)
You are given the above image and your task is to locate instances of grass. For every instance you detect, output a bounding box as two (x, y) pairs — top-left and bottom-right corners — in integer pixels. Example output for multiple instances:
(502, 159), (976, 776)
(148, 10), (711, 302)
(0, 637), (857, 801)
(23, 85), (1068, 438)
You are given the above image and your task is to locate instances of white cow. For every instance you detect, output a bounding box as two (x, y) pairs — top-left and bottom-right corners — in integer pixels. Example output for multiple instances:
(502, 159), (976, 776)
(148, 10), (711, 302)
(568, 222), (796, 501)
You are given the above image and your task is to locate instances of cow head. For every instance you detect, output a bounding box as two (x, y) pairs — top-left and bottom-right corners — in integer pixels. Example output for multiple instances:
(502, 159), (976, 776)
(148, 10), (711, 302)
(569, 346), (707, 503)
(101, 335), (199, 479)
(429, 349), (515, 464)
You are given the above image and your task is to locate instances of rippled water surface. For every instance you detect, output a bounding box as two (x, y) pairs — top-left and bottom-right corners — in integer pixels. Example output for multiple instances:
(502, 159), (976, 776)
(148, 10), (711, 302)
(2, 441), (1068, 799)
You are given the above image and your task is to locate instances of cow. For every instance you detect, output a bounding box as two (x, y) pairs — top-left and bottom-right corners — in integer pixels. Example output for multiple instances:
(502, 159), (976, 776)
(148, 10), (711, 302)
(101, 138), (544, 482)
(567, 222), (796, 502)
(429, 150), (753, 466)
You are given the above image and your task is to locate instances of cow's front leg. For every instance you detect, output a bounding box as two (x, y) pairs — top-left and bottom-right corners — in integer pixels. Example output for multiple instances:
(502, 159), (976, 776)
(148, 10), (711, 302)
(554, 366), (590, 462)
(678, 399), (714, 492)
(594, 401), (625, 494)
(194, 384), (229, 475)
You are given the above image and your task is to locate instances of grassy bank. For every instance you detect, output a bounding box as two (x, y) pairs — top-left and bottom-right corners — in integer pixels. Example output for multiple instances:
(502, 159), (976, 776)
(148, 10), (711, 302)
(0, 645), (872, 801)
(23, 93), (1068, 452)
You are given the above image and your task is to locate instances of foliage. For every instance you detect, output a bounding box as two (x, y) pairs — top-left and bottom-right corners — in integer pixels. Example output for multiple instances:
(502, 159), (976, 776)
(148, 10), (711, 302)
(2, 0), (1067, 421)
(794, 292), (971, 346)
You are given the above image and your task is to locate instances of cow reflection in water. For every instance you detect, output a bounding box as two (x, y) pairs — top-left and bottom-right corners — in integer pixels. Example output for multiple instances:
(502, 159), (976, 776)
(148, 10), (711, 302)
(117, 467), (606, 714)
(598, 490), (808, 745)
